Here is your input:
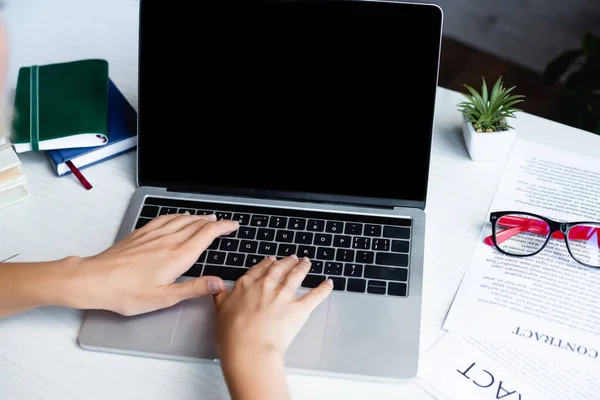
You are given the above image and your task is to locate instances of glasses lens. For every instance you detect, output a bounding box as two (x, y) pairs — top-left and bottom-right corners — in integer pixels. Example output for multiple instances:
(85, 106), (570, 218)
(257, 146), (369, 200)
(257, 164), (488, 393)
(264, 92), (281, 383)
(494, 214), (550, 256)
(567, 223), (600, 267)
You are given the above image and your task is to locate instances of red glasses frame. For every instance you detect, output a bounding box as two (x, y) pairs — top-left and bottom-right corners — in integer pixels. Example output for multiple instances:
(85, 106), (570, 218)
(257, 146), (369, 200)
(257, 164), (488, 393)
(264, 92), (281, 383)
(484, 211), (600, 268)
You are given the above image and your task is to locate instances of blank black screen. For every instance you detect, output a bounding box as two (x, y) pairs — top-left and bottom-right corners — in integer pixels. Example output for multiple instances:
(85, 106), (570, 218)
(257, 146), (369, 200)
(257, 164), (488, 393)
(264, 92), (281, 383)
(138, 0), (442, 206)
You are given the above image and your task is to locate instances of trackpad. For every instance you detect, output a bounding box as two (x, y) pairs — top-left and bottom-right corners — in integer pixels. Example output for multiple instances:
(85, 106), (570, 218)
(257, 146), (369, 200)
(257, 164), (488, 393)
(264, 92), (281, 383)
(168, 295), (219, 360)
(285, 293), (330, 368)
(169, 288), (330, 367)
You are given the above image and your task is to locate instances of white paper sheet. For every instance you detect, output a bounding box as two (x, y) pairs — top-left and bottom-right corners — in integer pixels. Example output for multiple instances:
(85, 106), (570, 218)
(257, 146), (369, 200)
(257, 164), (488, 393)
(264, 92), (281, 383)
(417, 332), (600, 400)
(443, 139), (600, 368)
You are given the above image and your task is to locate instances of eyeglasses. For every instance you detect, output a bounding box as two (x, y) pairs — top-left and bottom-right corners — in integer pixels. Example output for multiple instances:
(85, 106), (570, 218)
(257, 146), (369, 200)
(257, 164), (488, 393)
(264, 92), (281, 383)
(483, 211), (600, 268)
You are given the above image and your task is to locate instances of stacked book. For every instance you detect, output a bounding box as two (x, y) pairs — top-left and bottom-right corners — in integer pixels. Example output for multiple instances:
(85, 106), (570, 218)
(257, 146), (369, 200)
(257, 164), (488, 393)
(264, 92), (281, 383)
(0, 134), (28, 210)
(11, 59), (137, 190)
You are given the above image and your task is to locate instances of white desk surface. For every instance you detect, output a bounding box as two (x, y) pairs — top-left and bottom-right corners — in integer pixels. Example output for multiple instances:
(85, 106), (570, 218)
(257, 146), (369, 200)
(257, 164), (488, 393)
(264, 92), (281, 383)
(1, 1), (599, 399)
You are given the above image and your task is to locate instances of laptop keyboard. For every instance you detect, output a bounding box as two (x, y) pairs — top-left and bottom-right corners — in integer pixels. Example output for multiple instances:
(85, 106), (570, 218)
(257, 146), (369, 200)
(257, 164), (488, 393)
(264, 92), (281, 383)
(135, 197), (412, 297)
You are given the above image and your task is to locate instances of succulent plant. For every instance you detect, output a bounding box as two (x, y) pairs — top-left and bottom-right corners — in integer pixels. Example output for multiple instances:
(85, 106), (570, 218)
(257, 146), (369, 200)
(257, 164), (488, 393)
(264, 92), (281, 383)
(457, 77), (525, 132)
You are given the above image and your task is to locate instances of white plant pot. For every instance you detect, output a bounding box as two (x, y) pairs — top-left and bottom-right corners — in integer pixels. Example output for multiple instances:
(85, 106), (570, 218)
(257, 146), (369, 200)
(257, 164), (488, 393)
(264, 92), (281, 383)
(461, 115), (516, 161)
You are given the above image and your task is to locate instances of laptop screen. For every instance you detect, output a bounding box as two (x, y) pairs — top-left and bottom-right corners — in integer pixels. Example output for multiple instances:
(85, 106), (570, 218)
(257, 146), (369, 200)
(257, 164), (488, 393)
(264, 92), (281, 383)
(138, 0), (442, 207)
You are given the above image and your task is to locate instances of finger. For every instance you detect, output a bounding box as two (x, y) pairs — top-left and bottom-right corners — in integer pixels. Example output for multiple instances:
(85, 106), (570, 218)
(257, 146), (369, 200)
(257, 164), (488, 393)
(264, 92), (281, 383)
(148, 213), (217, 239)
(264, 255), (301, 284)
(281, 257), (312, 291)
(213, 287), (230, 309)
(244, 256), (277, 280)
(178, 220), (240, 254)
(168, 215), (227, 244)
(297, 279), (333, 312)
(167, 276), (227, 304)
(134, 213), (182, 233)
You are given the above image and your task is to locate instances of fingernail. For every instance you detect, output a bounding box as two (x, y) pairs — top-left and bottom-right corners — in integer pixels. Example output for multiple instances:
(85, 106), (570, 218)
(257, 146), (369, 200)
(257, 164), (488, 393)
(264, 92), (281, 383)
(290, 254), (299, 260)
(302, 257), (310, 263)
(267, 255), (277, 261)
(326, 279), (334, 287)
(208, 280), (221, 294)
(207, 213), (217, 221)
(183, 211), (191, 215)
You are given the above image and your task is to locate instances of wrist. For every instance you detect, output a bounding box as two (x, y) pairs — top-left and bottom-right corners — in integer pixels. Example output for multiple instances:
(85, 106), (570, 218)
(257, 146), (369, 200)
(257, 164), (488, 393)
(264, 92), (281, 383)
(221, 348), (288, 400)
(221, 344), (284, 372)
(32, 256), (89, 309)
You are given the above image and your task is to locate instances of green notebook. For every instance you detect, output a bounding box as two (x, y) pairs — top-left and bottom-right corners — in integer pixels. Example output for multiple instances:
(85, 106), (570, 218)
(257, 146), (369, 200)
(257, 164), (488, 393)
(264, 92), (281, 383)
(11, 59), (110, 153)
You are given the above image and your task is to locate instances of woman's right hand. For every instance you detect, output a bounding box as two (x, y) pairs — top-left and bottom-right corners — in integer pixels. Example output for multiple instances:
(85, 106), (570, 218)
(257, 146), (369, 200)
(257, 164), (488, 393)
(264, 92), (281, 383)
(214, 255), (333, 400)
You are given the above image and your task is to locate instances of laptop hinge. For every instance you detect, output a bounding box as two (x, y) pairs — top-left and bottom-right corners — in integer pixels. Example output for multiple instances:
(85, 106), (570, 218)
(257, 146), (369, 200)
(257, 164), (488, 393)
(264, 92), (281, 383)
(164, 187), (398, 210)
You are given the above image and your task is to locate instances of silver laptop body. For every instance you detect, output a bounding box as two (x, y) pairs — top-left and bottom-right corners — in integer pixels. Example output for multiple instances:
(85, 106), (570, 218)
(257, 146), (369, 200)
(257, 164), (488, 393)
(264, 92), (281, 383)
(78, 0), (443, 382)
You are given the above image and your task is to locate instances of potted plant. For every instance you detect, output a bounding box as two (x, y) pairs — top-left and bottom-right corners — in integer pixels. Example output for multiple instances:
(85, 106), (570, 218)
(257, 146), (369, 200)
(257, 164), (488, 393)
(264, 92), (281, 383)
(457, 77), (525, 161)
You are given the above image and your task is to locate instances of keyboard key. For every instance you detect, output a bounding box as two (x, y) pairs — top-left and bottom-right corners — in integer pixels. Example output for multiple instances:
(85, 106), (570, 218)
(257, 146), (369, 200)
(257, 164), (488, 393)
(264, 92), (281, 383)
(328, 277), (346, 291)
(277, 244), (297, 257)
(216, 212), (232, 220)
(223, 229), (237, 238)
(245, 254), (263, 268)
(326, 221), (344, 233)
(276, 230), (294, 243)
(388, 282), (407, 296)
(207, 251), (226, 265)
(196, 210), (213, 215)
(250, 215), (269, 227)
(335, 249), (355, 262)
(183, 263), (203, 277)
(288, 218), (306, 230)
(197, 252), (207, 263)
(376, 252), (409, 267)
(140, 205), (159, 218)
(356, 251), (374, 264)
(333, 235), (351, 248)
(372, 239), (390, 251)
(367, 280), (386, 295)
(310, 260), (324, 274)
(364, 224), (382, 237)
(316, 247), (335, 260)
(226, 253), (246, 266)
(383, 226), (410, 239)
(219, 238), (239, 252)
(347, 278), (366, 293)
(233, 213), (250, 225)
(295, 232), (313, 245)
(257, 228), (276, 241)
(203, 265), (246, 281)
(392, 240), (409, 253)
(325, 262), (343, 275)
(344, 223), (363, 235)
(365, 265), (408, 282)
(353, 237), (371, 249)
(269, 216), (287, 228)
(298, 245), (316, 258)
(238, 227), (257, 240)
(314, 233), (332, 246)
(135, 218), (152, 229)
(240, 240), (259, 253)
(302, 274), (326, 288)
(208, 238), (221, 250)
(344, 263), (363, 277)
(307, 219), (325, 232)
(159, 207), (177, 215)
(258, 242), (277, 255)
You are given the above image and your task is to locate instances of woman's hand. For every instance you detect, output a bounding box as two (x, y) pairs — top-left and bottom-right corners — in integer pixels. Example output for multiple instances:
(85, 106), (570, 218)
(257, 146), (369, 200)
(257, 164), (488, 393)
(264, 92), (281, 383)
(0, 213), (239, 318)
(214, 255), (333, 400)
(72, 212), (239, 315)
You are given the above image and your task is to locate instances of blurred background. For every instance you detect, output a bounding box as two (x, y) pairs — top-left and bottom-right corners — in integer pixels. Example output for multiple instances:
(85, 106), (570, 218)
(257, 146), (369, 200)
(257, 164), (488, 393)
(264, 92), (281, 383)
(427, 0), (600, 135)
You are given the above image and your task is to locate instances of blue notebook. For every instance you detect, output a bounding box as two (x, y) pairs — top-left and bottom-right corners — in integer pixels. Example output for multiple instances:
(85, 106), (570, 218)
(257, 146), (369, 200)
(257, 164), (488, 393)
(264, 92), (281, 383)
(46, 80), (137, 176)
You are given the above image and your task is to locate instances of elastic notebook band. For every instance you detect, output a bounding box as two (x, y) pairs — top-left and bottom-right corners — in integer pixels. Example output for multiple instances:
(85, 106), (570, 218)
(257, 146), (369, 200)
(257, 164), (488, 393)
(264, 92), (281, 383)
(30, 65), (40, 151)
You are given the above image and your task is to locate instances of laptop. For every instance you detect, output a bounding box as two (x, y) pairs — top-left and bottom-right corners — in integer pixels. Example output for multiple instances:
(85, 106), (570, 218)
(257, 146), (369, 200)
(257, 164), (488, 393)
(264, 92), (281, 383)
(78, 0), (443, 381)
